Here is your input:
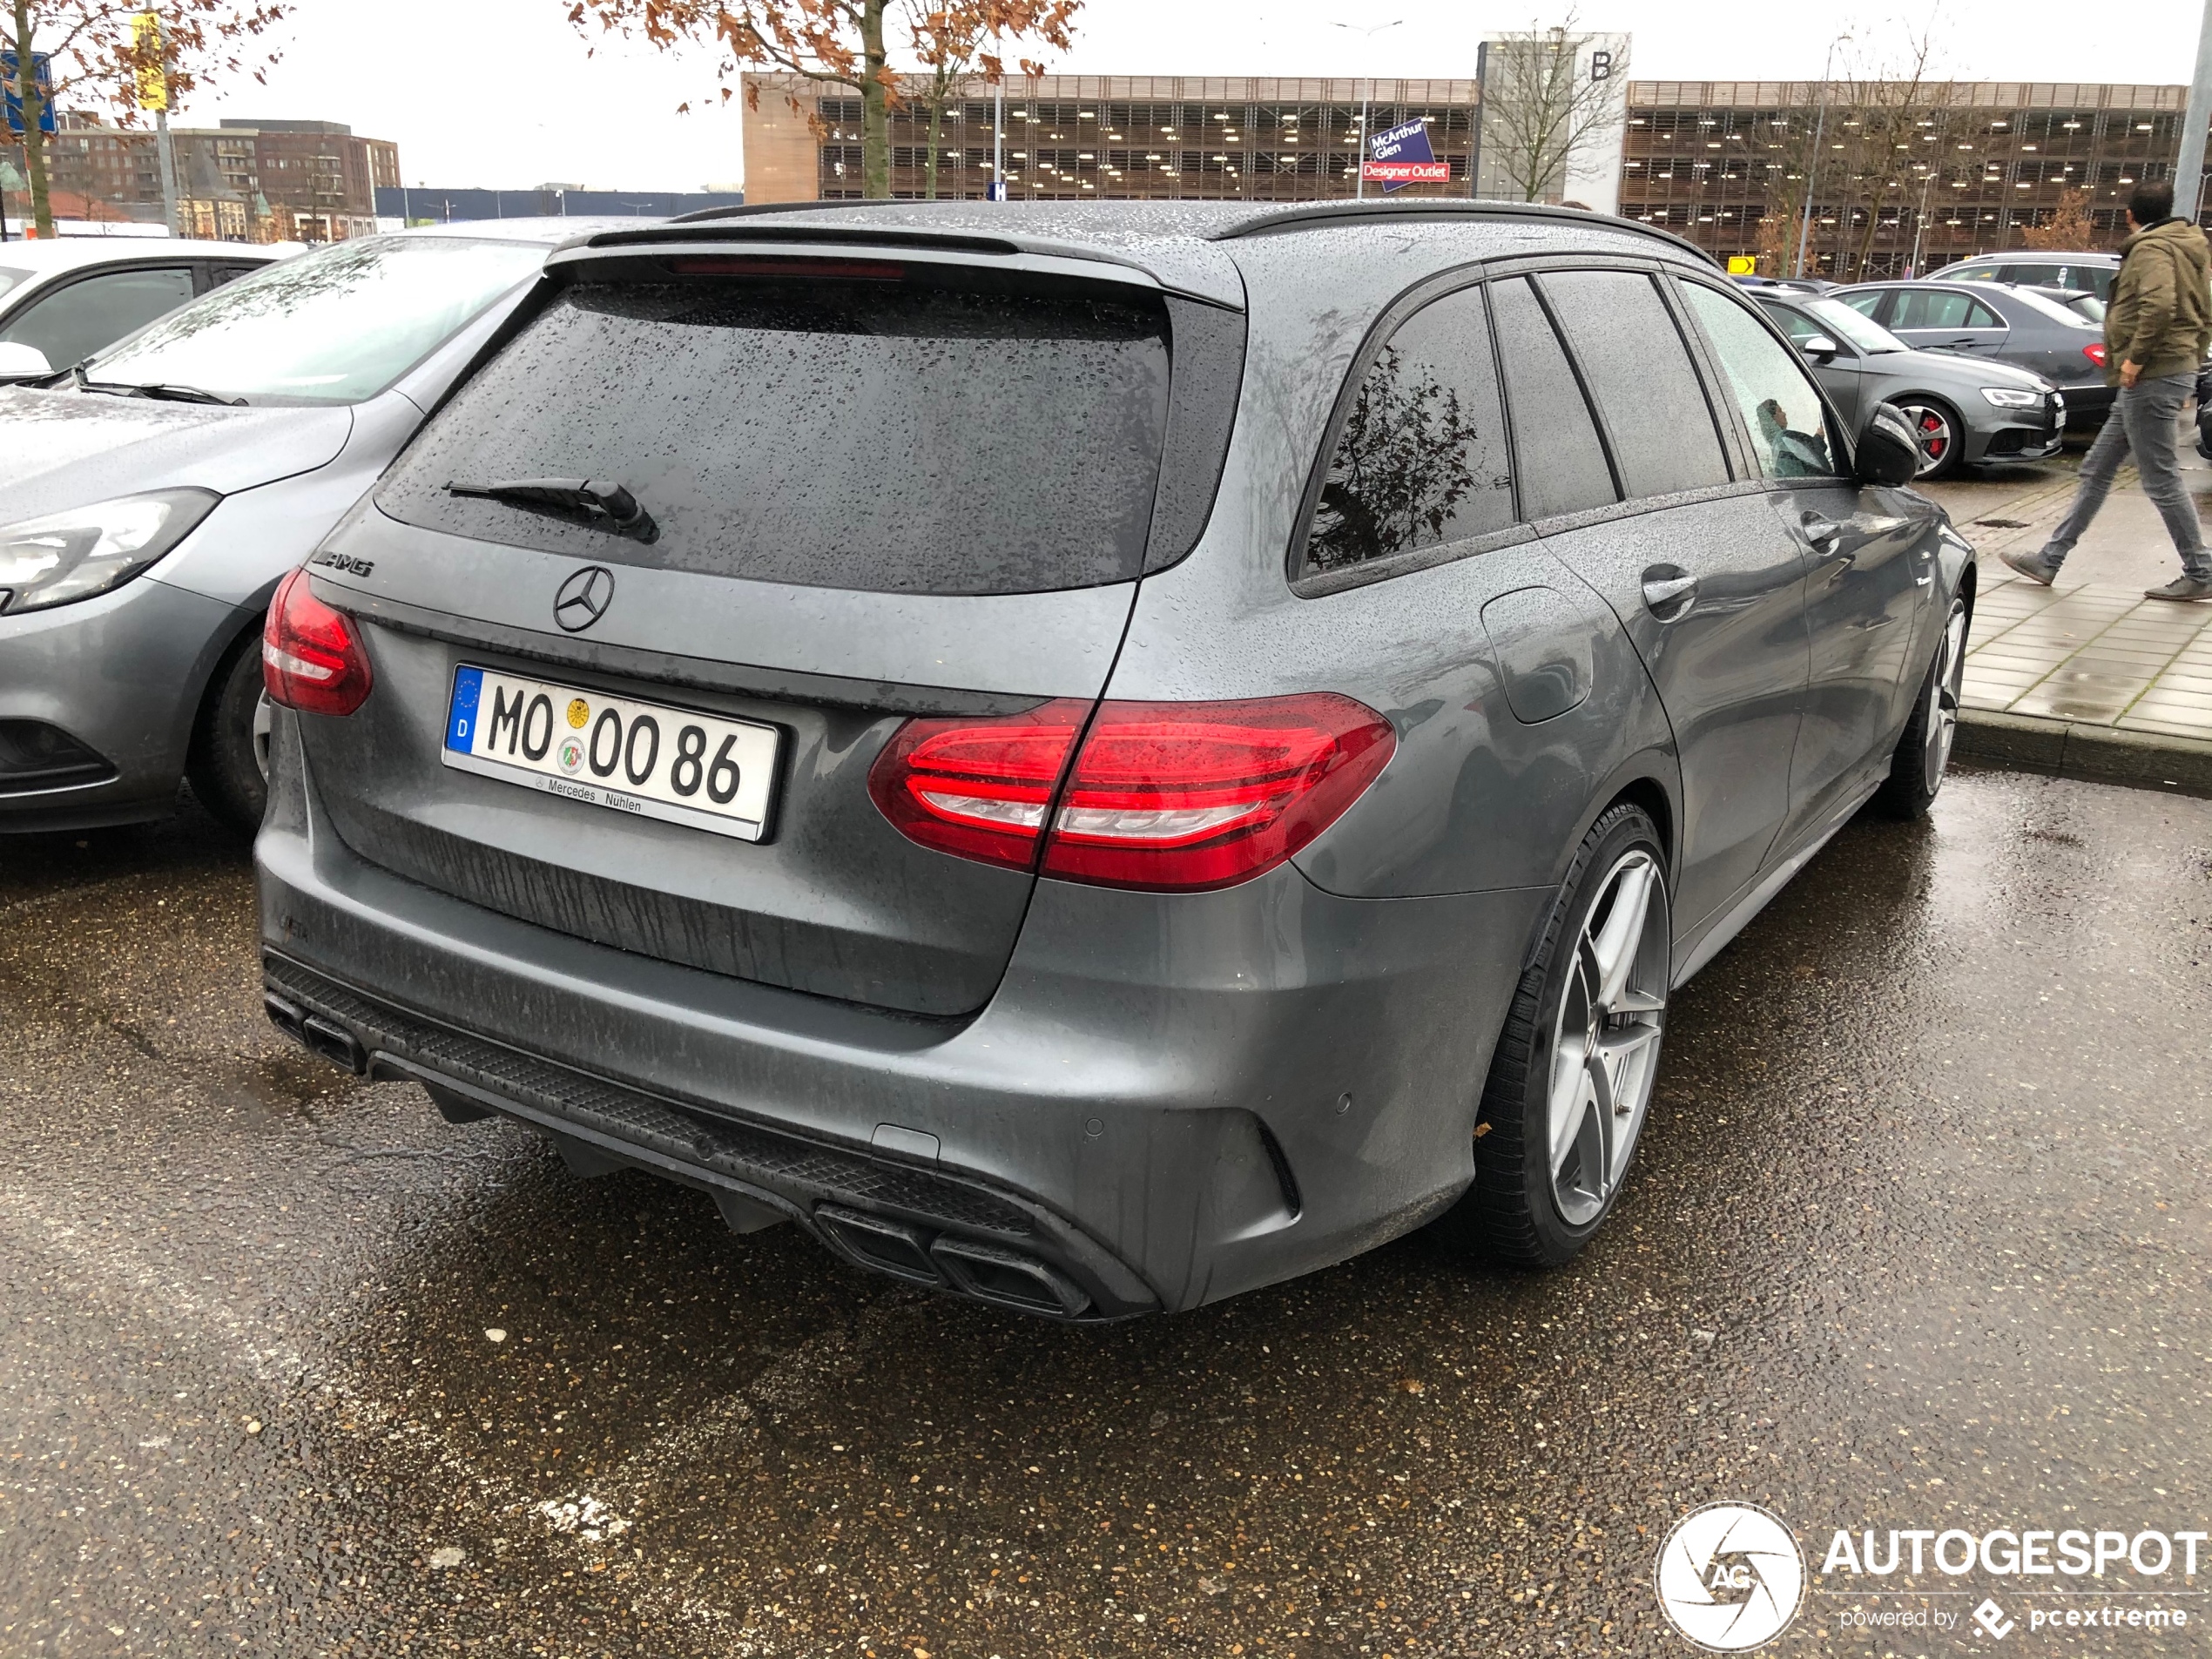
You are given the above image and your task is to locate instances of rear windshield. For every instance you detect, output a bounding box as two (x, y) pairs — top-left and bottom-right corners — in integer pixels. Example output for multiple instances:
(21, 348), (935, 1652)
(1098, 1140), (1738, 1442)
(377, 274), (1172, 596)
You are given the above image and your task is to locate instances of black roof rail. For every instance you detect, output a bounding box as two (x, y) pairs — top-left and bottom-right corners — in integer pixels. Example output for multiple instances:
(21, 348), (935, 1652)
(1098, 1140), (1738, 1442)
(1210, 199), (1719, 266)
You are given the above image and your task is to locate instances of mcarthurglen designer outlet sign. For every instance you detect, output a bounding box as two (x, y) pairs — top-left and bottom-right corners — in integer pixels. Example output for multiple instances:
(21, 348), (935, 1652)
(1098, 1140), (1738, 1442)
(1361, 118), (1451, 191)
(1654, 1502), (2206, 1650)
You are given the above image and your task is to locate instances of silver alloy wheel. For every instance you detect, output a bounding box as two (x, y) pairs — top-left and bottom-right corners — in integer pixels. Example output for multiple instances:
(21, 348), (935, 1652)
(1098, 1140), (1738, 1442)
(1547, 849), (1671, 1229)
(1896, 401), (1955, 478)
(1922, 601), (1966, 793)
(252, 689), (273, 783)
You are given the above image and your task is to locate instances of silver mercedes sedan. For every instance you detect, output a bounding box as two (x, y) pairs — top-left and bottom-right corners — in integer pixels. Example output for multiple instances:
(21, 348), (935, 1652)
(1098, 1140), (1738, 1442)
(0, 219), (640, 833)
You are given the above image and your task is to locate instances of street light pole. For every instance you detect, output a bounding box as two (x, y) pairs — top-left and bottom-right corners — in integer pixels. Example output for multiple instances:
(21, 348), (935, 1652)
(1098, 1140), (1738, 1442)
(991, 24), (1005, 202)
(1794, 32), (1851, 280)
(2175, 0), (2212, 221)
(1330, 19), (1403, 202)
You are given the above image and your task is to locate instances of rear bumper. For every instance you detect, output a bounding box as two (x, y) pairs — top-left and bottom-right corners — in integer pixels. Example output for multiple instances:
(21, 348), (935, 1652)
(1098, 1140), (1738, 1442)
(256, 712), (1548, 1318)
(0, 575), (248, 832)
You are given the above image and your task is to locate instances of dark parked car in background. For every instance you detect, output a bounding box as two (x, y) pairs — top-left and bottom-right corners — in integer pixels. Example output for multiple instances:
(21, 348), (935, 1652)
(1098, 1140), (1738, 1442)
(1754, 290), (2065, 477)
(1834, 277), (2113, 427)
(1927, 250), (2120, 302)
(255, 200), (1967, 1322)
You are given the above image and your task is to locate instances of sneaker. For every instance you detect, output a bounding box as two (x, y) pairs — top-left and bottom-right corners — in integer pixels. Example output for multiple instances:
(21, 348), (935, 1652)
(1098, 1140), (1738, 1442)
(2144, 574), (2212, 602)
(2001, 548), (2063, 586)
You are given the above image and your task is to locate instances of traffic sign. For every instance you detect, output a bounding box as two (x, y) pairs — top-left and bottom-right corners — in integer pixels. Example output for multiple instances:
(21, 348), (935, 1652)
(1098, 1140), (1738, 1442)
(1363, 117), (1448, 192)
(3, 51), (56, 135)
(1726, 255), (1758, 275)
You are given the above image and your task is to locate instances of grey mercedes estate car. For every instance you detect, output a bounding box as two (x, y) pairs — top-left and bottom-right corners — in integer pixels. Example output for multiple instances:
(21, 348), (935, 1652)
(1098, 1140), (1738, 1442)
(255, 200), (1970, 1320)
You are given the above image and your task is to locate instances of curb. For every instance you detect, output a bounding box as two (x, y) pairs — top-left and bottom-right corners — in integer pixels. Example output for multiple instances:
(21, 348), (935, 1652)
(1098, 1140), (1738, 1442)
(1956, 710), (2212, 799)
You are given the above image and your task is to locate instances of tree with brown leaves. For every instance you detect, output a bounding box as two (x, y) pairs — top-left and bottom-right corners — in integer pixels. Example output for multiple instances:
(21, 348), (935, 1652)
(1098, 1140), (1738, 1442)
(4, 0), (285, 237)
(564, 0), (1077, 199)
(2021, 185), (2100, 251)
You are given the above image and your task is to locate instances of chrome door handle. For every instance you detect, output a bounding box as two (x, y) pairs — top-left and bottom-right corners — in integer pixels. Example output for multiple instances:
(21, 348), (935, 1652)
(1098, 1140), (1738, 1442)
(1642, 573), (1698, 617)
(1801, 515), (1844, 548)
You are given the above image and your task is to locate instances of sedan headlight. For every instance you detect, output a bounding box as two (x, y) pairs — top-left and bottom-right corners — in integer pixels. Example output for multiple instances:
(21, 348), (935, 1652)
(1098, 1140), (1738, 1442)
(1980, 387), (2046, 408)
(0, 489), (219, 614)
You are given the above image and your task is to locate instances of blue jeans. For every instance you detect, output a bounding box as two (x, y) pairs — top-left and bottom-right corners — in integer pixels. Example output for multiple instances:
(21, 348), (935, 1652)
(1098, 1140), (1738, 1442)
(2040, 373), (2212, 579)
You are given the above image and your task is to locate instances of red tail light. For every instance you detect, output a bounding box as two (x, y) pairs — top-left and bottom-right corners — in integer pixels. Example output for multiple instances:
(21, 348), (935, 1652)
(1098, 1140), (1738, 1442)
(868, 693), (1395, 892)
(263, 567), (373, 716)
(2084, 342), (2108, 368)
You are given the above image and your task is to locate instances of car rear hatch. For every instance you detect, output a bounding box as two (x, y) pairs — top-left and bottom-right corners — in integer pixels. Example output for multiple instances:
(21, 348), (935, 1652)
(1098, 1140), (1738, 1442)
(288, 229), (1244, 1019)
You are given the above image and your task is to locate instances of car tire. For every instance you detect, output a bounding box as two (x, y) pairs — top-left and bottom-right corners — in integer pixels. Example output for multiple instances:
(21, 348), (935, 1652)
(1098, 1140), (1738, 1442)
(1889, 396), (1964, 480)
(1872, 592), (1968, 820)
(186, 627), (270, 836)
(1432, 802), (1672, 1268)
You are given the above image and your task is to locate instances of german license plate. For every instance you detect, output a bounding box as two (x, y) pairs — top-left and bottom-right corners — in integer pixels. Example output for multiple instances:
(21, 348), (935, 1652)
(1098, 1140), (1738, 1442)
(442, 664), (779, 842)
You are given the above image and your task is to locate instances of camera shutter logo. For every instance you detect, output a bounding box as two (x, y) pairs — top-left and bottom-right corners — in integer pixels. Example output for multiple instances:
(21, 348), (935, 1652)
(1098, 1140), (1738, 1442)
(1655, 1501), (1805, 1651)
(553, 565), (616, 634)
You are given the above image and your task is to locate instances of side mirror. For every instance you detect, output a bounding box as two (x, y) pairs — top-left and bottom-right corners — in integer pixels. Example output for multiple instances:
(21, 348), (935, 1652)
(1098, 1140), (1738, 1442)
(1802, 334), (1841, 361)
(1856, 402), (1923, 486)
(0, 341), (55, 381)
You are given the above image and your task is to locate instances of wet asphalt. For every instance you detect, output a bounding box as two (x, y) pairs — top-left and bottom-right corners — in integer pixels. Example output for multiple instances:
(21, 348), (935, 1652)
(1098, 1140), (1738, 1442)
(0, 766), (2207, 1658)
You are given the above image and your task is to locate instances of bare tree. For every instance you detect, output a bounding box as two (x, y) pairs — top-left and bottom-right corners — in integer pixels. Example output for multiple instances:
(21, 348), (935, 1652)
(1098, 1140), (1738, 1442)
(1479, 13), (1628, 204)
(566, 0), (1076, 200)
(4, 0), (284, 237)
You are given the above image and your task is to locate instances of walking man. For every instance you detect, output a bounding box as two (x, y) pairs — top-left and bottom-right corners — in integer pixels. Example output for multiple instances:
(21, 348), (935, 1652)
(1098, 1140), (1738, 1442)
(2003, 179), (2212, 601)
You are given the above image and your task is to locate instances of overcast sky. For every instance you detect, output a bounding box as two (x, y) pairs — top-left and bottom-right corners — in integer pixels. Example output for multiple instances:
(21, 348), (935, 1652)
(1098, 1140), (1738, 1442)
(175, 0), (2212, 192)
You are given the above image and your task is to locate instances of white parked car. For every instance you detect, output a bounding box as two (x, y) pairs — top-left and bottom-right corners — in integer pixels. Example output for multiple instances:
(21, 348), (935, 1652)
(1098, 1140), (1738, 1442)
(0, 238), (293, 382)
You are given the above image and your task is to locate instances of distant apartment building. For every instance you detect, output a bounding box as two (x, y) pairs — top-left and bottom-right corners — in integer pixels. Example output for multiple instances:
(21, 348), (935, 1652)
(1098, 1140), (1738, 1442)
(6, 116), (399, 242)
(1620, 81), (2190, 275)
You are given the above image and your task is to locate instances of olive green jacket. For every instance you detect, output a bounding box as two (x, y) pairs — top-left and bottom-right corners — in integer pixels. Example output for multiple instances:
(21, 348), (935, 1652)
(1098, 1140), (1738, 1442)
(2106, 216), (2212, 384)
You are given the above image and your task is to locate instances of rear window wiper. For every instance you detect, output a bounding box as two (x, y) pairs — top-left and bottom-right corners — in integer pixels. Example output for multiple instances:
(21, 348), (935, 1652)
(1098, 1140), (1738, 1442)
(446, 477), (659, 543)
(71, 367), (245, 406)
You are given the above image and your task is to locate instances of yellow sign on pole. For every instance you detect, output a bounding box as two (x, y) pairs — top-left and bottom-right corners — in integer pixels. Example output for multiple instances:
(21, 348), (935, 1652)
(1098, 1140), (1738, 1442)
(1725, 255), (1757, 276)
(132, 12), (168, 112)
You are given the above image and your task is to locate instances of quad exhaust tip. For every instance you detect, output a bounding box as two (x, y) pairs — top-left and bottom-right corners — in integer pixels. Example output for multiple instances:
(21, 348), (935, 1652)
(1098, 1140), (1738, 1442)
(816, 1204), (1091, 1318)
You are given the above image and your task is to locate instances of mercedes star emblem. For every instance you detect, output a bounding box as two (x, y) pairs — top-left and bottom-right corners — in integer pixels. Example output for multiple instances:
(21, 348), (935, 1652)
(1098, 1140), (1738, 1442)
(553, 565), (616, 634)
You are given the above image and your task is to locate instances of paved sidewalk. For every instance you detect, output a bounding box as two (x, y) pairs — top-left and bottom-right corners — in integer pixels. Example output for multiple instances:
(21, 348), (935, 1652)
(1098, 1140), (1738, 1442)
(1927, 462), (2212, 793)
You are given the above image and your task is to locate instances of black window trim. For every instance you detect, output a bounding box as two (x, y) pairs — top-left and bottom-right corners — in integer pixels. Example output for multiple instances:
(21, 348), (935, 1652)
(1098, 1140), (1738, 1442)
(1286, 260), (1534, 598)
(1290, 251), (1790, 598)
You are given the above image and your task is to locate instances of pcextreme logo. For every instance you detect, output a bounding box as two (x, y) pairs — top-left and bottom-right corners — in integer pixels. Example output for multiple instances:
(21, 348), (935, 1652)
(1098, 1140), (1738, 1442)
(1655, 1501), (1806, 1651)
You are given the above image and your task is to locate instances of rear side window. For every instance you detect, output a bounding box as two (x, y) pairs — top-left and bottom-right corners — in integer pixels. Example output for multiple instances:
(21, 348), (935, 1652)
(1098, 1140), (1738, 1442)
(1303, 286), (1515, 574)
(1839, 292), (1888, 321)
(1680, 282), (1838, 479)
(1489, 277), (1618, 521)
(1894, 290), (2002, 330)
(1541, 270), (1730, 498)
(379, 275), (1171, 597)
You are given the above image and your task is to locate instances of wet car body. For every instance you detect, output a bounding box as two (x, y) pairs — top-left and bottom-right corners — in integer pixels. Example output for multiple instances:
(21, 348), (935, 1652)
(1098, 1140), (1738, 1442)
(256, 200), (1973, 1320)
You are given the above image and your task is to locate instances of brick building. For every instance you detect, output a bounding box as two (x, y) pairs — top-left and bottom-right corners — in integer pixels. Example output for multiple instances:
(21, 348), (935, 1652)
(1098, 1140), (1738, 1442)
(5, 115), (399, 242)
(739, 73), (1482, 205)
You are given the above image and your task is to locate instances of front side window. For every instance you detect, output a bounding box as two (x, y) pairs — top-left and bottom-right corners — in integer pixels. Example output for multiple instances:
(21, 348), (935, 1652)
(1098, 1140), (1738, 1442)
(1680, 282), (1838, 480)
(0, 266), (194, 371)
(1304, 286), (1514, 574)
(379, 275), (1170, 597)
(86, 236), (549, 405)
